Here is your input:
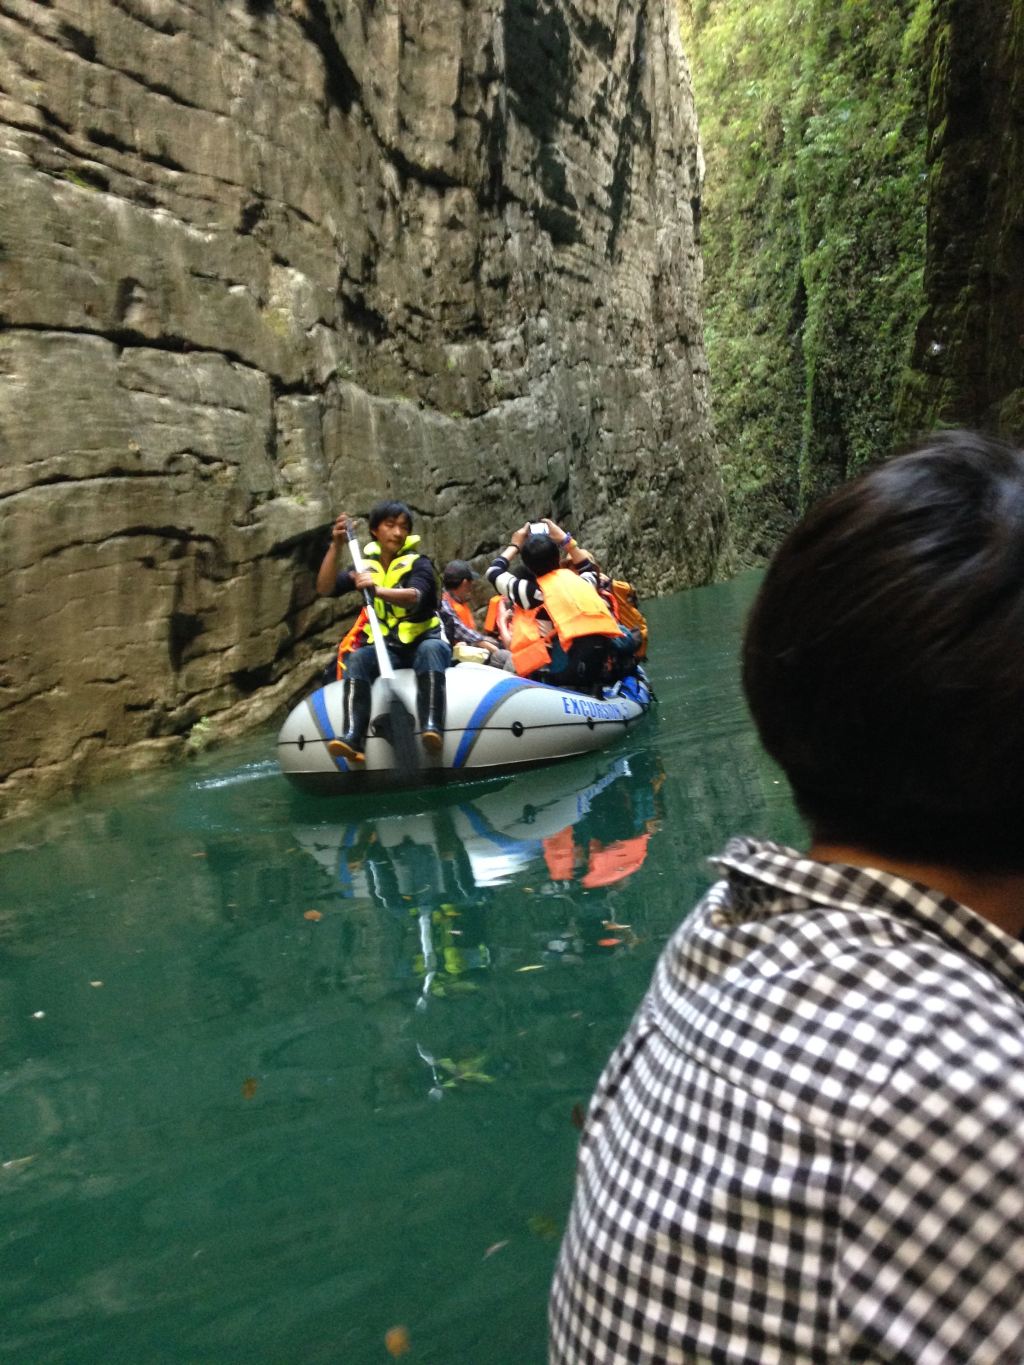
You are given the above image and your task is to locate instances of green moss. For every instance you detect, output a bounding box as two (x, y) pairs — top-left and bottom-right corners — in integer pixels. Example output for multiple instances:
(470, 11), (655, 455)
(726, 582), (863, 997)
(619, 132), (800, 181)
(682, 0), (932, 562)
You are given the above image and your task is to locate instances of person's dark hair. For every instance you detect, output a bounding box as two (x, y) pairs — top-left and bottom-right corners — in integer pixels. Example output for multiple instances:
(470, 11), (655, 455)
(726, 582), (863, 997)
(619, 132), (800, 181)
(520, 533), (560, 577)
(442, 560), (477, 589)
(368, 500), (413, 534)
(742, 429), (1024, 872)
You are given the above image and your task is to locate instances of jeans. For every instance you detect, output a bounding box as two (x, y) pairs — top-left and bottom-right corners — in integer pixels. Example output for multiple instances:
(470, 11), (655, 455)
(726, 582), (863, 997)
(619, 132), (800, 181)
(345, 634), (451, 682)
(543, 633), (636, 693)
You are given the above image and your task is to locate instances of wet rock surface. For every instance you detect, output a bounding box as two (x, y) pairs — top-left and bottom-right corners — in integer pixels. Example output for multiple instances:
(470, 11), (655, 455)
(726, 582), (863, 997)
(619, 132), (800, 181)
(0, 0), (721, 816)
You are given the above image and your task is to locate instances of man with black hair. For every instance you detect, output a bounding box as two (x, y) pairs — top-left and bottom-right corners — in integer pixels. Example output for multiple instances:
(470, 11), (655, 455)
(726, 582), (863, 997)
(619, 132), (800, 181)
(550, 431), (1024, 1363)
(439, 560), (513, 670)
(316, 500), (449, 759)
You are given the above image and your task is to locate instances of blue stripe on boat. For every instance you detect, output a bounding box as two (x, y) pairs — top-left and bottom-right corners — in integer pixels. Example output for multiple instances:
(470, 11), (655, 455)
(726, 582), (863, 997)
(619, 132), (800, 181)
(311, 688), (349, 771)
(452, 676), (533, 769)
(459, 802), (544, 854)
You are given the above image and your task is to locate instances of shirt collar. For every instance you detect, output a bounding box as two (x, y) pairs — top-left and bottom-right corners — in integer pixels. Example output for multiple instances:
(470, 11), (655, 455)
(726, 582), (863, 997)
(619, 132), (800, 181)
(711, 836), (1024, 1001)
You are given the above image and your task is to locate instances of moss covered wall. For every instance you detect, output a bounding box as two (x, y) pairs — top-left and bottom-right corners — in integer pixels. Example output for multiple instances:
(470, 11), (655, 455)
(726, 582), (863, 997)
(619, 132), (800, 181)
(897, 0), (1024, 435)
(684, 0), (1022, 565)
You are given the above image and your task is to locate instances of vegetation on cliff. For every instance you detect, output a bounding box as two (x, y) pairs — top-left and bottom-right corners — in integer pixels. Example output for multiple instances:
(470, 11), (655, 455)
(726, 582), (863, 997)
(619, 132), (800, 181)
(682, 0), (931, 562)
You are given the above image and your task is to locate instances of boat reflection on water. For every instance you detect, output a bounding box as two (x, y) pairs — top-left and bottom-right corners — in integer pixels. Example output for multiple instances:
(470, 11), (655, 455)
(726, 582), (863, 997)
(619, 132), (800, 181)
(291, 751), (665, 1095)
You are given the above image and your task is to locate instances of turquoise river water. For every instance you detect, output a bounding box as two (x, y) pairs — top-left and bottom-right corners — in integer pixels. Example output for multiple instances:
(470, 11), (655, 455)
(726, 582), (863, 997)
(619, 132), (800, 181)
(1, 573), (805, 1364)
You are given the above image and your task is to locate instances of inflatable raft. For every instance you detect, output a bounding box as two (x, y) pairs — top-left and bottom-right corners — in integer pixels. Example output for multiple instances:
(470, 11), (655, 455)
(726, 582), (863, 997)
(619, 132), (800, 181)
(277, 661), (652, 794)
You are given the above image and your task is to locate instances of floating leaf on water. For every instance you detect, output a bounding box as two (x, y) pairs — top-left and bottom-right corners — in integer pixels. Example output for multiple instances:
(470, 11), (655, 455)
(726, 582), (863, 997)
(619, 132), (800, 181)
(597, 938), (622, 947)
(484, 1240), (509, 1259)
(384, 1325), (410, 1357)
(437, 1053), (493, 1086)
(241, 1077), (259, 1100)
(2, 1154), (37, 1172)
(303, 910), (323, 921)
(515, 964), (544, 973)
(570, 1103), (586, 1131)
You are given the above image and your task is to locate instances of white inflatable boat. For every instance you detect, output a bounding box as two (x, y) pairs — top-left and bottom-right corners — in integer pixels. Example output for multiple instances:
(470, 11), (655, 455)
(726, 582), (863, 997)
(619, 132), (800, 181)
(277, 662), (652, 794)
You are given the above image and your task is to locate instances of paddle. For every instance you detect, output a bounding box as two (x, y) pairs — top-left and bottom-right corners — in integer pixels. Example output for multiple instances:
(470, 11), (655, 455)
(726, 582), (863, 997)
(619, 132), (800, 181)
(344, 518), (419, 776)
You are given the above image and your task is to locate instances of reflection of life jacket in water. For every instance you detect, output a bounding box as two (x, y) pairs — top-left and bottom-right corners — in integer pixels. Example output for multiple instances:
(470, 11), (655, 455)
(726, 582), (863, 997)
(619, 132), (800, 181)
(580, 834), (650, 888)
(510, 569), (621, 678)
(542, 825), (650, 888)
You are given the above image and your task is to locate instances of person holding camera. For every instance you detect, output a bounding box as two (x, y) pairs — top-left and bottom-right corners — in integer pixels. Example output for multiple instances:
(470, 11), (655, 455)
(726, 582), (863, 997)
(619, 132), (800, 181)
(486, 519), (630, 692)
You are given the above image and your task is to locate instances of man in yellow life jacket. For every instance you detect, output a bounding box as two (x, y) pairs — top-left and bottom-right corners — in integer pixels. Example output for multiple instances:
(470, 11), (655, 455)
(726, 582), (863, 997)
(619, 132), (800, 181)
(316, 500), (451, 760)
(488, 520), (635, 693)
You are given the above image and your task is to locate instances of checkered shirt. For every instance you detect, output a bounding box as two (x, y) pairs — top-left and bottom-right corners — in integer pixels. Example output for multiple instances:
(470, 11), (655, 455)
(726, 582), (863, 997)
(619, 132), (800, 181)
(549, 838), (1024, 1363)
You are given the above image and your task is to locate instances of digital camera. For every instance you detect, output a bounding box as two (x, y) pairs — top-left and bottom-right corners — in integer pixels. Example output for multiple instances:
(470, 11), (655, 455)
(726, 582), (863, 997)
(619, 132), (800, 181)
(528, 522), (548, 536)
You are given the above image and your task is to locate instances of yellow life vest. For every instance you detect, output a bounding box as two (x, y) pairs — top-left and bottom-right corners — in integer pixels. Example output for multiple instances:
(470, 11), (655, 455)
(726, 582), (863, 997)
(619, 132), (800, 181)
(361, 535), (440, 646)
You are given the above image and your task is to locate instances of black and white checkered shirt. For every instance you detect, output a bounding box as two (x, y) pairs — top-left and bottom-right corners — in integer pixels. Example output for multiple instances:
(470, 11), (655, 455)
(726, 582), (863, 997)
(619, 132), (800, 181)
(550, 838), (1024, 1363)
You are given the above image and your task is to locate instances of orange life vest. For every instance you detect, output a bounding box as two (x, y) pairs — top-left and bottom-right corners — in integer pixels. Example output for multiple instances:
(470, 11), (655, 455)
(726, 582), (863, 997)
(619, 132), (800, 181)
(443, 592), (476, 631)
(509, 569), (620, 677)
(509, 607), (553, 677)
(483, 595), (503, 634)
(543, 828), (649, 888)
(580, 834), (650, 888)
(609, 580), (648, 659)
(336, 608), (369, 679)
(543, 826), (578, 882)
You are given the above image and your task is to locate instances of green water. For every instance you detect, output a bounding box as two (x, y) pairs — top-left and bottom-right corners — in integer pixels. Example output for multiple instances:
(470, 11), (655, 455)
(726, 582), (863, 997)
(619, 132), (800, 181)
(1, 574), (803, 1364)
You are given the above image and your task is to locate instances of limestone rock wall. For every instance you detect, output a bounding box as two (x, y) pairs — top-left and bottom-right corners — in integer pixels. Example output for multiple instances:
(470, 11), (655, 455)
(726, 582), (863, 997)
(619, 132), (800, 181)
(0, 0), (722, 816)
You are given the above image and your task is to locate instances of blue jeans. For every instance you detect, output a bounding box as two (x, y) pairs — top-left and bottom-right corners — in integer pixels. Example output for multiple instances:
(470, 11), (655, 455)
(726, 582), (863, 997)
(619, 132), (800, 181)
(346, 634), (451, 682)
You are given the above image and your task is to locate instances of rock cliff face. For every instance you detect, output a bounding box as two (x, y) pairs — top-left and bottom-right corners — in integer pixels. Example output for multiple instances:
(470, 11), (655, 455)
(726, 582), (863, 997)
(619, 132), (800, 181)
(0, 0), (722, 816)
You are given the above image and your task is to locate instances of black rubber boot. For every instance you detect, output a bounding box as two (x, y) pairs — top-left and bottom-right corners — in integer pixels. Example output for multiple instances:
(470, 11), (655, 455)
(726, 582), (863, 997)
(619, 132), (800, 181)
(328, 677), (371, 762)
(416, 671), (446, 755)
